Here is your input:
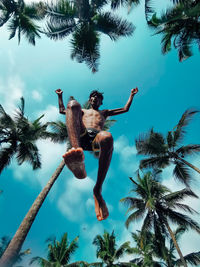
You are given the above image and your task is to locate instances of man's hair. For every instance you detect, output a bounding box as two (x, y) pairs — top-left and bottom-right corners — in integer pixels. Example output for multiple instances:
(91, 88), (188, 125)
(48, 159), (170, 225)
(89, 90), (104, 104)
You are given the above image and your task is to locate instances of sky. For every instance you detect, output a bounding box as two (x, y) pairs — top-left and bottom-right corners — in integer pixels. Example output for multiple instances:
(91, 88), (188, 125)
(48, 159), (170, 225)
(0, 0), (200, 266)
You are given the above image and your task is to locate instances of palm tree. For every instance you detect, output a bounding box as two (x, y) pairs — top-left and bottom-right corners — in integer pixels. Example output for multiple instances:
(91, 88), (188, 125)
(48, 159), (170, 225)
(135, 109), (200, 186)
(121, 170), (200, 267)
(0, 0), (45, 45)
(30, 233), (79, 266)
(129, 231), (164, 267)
(149, 0), (200, 61)
(0, 97), (50, 174)
(93, 230), (132, 266)
(30, 233), (102, 267)
(44, 0), (134, 72)
(0, 119), (68, 267)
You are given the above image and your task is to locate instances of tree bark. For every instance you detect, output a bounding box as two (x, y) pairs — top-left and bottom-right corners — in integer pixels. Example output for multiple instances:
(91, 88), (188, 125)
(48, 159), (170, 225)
(164, 221), (187, 267)
(0, 160), (65, 267)
(177, 156), (200, 174)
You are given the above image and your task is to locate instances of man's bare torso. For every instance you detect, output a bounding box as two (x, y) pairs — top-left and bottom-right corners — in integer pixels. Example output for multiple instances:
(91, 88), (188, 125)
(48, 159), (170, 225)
(82, 108), (107, 131)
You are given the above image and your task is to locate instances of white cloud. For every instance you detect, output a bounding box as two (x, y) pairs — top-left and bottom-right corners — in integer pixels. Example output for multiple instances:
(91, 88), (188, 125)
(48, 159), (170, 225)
(114, 135), (139, 175)
(57, 176), (95, 221)
(36, 105), (60, 123)
(0, 75), (24, 114)
(32, 90), (43, 101)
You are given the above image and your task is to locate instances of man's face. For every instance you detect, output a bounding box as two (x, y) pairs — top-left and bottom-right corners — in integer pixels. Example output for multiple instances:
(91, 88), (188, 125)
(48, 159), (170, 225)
(89, 94), (102, 109)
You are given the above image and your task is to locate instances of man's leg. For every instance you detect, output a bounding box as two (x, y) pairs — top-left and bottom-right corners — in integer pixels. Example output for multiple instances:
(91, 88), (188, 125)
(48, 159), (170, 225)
(62, 100), (87, 179)
(93, 131), (113, 221)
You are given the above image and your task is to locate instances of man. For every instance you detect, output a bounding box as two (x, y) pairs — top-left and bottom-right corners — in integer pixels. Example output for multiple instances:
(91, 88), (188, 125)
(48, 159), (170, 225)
(55, 88), (138, 221)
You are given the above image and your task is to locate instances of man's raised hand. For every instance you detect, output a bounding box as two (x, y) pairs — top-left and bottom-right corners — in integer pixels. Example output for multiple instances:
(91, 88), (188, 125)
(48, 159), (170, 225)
(131, 87), (138, 95)
(55, 89), (63, 95)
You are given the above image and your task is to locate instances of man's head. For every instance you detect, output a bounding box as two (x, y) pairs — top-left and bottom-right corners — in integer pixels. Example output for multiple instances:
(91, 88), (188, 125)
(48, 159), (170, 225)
(89, 90), (104, 109)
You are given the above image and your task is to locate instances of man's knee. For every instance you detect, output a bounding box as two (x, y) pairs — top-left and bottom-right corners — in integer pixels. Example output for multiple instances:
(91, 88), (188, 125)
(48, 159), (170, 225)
(99, 132), (113, 149)
(67, 100), (81, 111)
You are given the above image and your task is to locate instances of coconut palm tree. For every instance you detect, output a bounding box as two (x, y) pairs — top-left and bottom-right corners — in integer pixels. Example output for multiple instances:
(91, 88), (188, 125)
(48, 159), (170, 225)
(44, 0), (134, 72)
(30, 233), (79, 266)
(0, 0), (46, 44)
(30, 233), (102, 267)
(135, 109), (200, 186)
(0, 97), (50, 174)
(149, 0), (200, 61)
(93, 230), (132, 266)
(0, 119), (68, 267)
(121, 170), (200, 267)
(129, 231), (164, 267)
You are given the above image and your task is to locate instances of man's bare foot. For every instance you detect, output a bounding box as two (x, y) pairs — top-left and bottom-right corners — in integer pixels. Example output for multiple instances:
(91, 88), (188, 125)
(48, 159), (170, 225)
(63, 147), (87, 179)
(93, 190), (109, 221)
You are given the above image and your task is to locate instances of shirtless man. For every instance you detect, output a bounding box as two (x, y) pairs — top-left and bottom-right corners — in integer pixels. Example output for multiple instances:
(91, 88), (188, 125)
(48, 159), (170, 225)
(55, 88), (138, 221)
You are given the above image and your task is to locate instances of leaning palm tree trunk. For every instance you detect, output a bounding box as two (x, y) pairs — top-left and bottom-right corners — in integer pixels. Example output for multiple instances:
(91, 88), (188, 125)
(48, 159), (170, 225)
(0, 160), (65, 267)
(177, 155), (200, 174)
(164, 221), (188, 267)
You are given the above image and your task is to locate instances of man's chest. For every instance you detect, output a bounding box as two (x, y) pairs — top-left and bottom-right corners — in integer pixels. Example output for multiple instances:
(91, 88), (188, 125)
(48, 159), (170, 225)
(82, 109), (106, 123)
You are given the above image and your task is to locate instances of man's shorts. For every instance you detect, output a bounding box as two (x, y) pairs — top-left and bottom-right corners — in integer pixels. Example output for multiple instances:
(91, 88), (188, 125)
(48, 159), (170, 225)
(80, 128), (100, 151)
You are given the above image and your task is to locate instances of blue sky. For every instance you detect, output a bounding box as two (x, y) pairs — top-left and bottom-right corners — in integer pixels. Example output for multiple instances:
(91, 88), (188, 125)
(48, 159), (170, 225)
(0, 0), (200, 266)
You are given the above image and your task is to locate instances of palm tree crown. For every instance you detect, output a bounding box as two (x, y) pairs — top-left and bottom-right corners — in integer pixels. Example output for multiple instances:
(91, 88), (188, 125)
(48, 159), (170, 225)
(30, 233), (79, 266)
(149, 0), (200, 61)
(44, 0), (135, 72)
(0, 0), (45, 44)
(129, 231), (163, 267)
(135, 109), (200, 186)
(0, 97), (50, 174)
(121, 170), (200, 267)
(93, 230), (131, 266)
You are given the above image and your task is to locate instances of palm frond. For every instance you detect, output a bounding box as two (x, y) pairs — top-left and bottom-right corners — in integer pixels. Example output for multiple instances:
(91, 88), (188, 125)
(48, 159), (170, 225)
(16, 142), (41, 169)
(0, 144), (16, 174)
(94, 12), (134, 41)
(176, 144), (200, 156)
(175, 251), (200, 266)
(164, 208), (200, 233)
(136, 129), (167, 156)
(24, 3), (46, 20)
(70, 23), (100, 73)
(0, 236), (10, 257)
(46, 0), (76, 21)
(120, 197), (145, 212)
(103, 118), (116, 131)
(48, 121), (68, 143)
(125, 208), (146, 228)
(145, 0), (154, 22)
(45, 19), (76, 40)
(141, 211), (154, 234)
(115, 241), (131, 259)
(139, 156), (169, 169)
(173, 161), (191, 186)
(173, 109), (198, 143)
(164, 188), (198, 203)
(29, 256), (53, 266)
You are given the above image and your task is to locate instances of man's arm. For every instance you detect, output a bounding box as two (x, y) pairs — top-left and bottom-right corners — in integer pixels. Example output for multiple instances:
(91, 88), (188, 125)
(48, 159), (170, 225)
(55, 89), (66, 114)
(105, 87), (138, 117)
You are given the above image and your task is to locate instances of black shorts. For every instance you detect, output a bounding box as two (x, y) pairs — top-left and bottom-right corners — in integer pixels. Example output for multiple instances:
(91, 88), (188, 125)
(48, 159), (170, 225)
(80, 128), (100, 151)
